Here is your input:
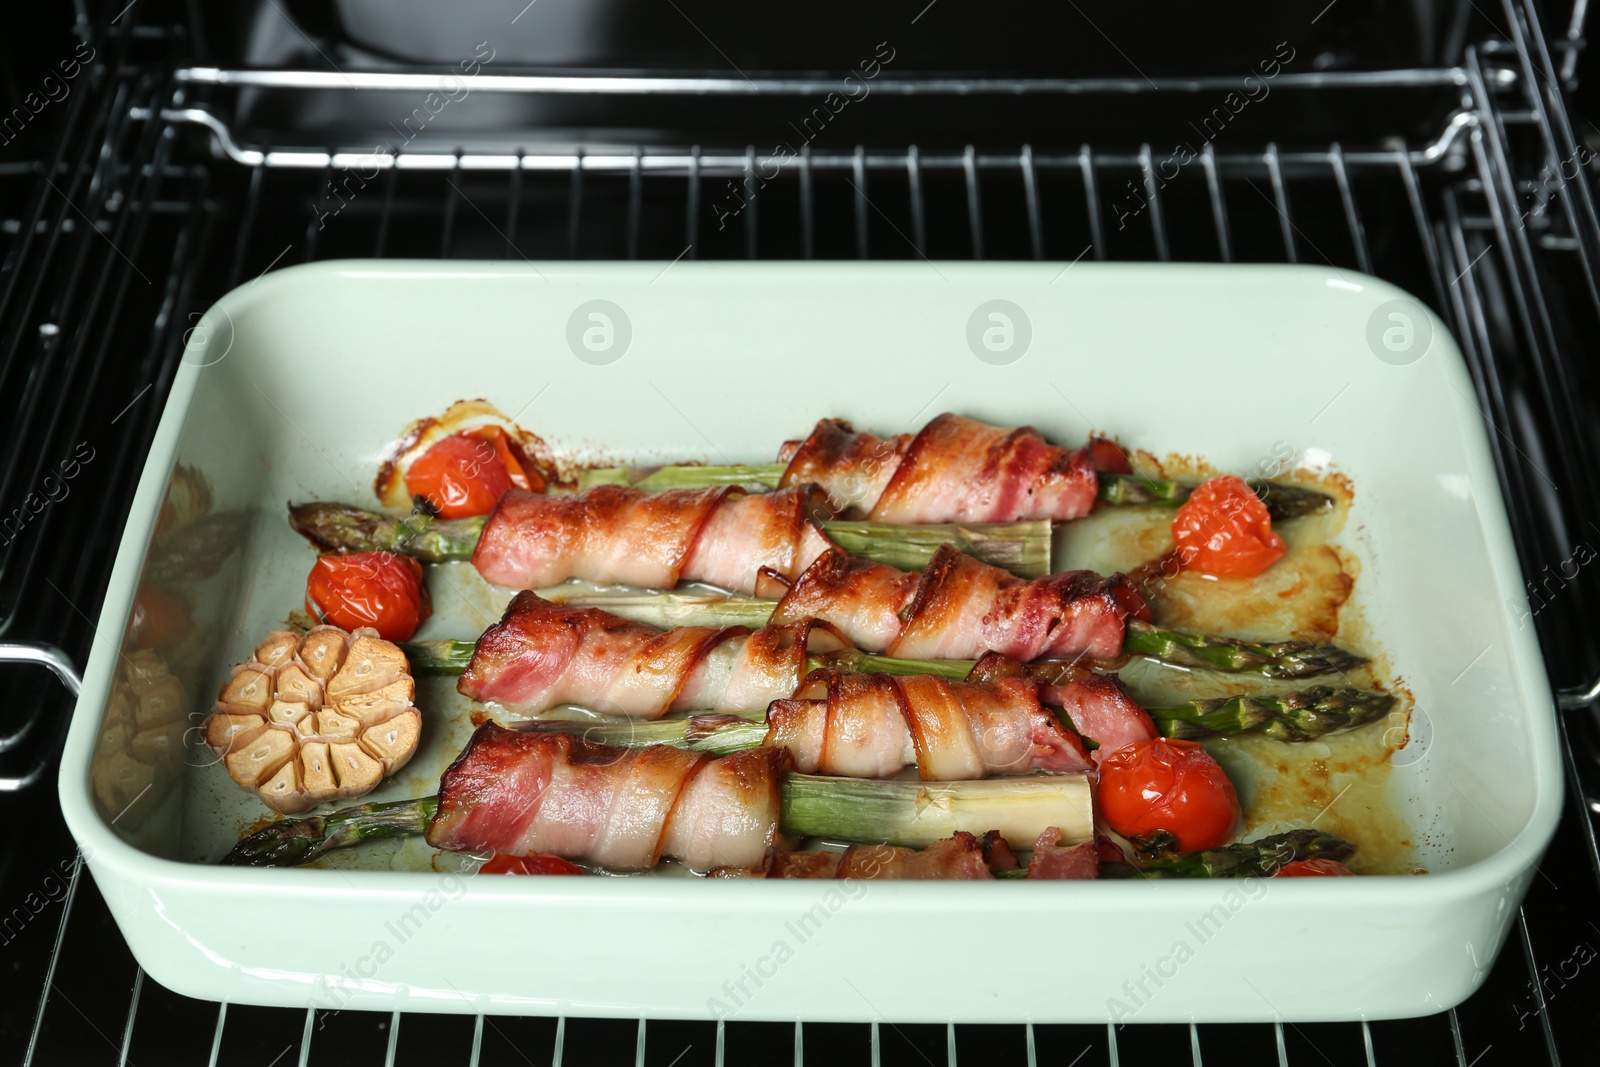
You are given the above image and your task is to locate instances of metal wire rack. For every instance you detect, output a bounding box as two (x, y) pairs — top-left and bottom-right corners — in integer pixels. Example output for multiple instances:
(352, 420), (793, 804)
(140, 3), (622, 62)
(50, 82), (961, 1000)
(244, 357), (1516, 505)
(6, 0), (1600, 1064)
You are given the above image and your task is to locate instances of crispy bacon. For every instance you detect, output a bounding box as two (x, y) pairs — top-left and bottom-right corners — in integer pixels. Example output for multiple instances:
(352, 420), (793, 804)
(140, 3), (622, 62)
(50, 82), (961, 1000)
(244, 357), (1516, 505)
(723, 831), (995, 880)
(1041, 674), (1158, 762)
(472, 484), (832, 594)
(458, 592), (848, 718)
(426, 723), (783, 871)
(765, 668), (1094, 780)
(770, 545), (1149, 662)
(779, 413), (1097, 522)
(777, 419), (913, 515)
(1025, 827), (1101, 880)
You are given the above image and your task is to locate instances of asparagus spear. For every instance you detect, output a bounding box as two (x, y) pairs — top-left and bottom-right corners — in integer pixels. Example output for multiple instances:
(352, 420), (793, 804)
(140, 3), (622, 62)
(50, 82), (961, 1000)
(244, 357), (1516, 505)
(221, 774), (1093, 867)
(1147, 687), (1396, 742)
(1122, 619), (1366, 680)
(220, 796), (441, 867)
(576, 464), (783, 493)
(290, 503), (1052, 578)
(402, 636), (977, 681)
(554, 591), (1367, 681)
(522, 682), (1394, 757)
(1096, 473), (1333, 522)
(1103, 829), (1358, 879)
(576, 464), (1335, 523)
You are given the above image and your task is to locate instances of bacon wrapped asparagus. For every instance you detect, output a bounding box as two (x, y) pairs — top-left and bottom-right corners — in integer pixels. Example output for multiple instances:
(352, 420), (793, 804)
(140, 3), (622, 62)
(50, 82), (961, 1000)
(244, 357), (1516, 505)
(295, 479), (1051, 589)
(471, 484), (836, 594)
(762, 669), (1132, 778)
(544, 667), (1131, 781)
(426, 725), (787, 872)
(716, 831), (1001, 880)
(455, 592), (856, 718)
(579, 413), (1335, 523)
(455, 594), (1147, 777)
(224, 722), (1094, 870)
(559, 567), (1368, 680)
(720, 828), (1101, 880)
(759, 544), (1149, 662)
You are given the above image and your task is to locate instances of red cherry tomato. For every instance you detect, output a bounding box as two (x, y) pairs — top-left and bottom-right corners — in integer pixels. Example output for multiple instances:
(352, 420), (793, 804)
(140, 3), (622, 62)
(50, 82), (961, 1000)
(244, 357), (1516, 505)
(1089, 437), (1134, 475)
(1097, 738), (1240, 853)
(405, 427), (545, 519)
(130, 586), (192, 650)
(305, 552), (431, 641)
(479, 853), (583, 875)
(1273, 858), (1354, 878)
(1170, 474), (1286, 579)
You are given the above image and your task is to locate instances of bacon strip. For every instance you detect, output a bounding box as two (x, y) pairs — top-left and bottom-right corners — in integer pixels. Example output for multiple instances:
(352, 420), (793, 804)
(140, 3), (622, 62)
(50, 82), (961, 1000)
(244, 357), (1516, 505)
(426, 722), (783, 871)
(769, 545), (1149, 662)
(779, 413), (1097, 522)
(963, 652), (1155, 762)
(458, 592), (847, 718)
(472, 484), (832, 594)
(718, 831), (996, 880)
(765, 669), (1095, 780)
(1025, 828), (1101, 879)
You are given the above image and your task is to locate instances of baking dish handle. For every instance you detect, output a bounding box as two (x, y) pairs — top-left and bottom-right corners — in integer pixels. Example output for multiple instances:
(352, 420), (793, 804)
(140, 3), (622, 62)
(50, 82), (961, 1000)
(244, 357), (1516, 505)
(1559, 675), (1600, 709)
(0, 643), (82, 697)
(0, 643), (81, 790)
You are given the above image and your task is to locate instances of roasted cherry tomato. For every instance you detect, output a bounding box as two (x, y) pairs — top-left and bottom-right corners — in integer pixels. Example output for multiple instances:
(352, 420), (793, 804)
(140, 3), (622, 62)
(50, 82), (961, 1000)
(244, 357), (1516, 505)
(479, 853), (583, 875)
(1097, 738), (1240, 853)
(1170, 474), (1286, 579)
(1089, 437), (1134, 475)
(1273, 858), (1354, 878)
(130, 585), (192, 650)
(404, 427), (545, 519)
(305, 551), (431, 642)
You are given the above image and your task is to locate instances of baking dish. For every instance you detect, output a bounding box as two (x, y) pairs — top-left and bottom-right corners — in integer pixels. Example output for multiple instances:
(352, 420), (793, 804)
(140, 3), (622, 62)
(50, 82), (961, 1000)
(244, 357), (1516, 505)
(58, 260), (1561, 1023)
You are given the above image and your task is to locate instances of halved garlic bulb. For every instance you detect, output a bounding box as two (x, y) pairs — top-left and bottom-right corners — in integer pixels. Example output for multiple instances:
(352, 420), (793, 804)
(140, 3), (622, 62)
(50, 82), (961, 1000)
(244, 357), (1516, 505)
(203, 625), (419, 814)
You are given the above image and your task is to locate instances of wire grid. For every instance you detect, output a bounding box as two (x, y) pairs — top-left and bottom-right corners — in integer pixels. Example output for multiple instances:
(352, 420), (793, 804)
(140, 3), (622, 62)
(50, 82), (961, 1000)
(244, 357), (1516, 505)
(7, 5), (1600, 1067)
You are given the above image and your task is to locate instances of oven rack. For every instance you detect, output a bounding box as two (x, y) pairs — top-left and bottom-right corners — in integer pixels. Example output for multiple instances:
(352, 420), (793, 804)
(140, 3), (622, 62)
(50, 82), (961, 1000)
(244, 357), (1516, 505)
(5, 1), (1600, 1064)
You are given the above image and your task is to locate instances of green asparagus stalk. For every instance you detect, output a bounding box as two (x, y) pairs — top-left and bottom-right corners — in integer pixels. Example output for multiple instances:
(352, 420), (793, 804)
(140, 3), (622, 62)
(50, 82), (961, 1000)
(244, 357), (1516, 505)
(822, 519), (1050, 578)
(403, 639), (477, 674)
(1105, 829), (1358, 879)
(576, 464), (1334, 523)
(548, 590), (778, 629)
(1122, 619), (1366, 680)
(1096, 473), (1333, 521)
(575, 463), (784, 493)
(221, 774), (1092, 867)
(289, 505), (485, 564)
(220, 796), (441, 867)
(289, 503), (1051, 578)
(402, 637), (974, 681)
(523, 683), (1393, 757)
(1147, 687), (1396, 742)
(561, 591), (1367, 680)
(524, 714), (769, 756)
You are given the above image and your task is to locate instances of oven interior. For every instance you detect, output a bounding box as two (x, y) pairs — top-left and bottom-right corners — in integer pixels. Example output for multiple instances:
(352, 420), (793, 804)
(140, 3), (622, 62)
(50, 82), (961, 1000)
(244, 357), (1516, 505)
(4, 0), (1600, 1063)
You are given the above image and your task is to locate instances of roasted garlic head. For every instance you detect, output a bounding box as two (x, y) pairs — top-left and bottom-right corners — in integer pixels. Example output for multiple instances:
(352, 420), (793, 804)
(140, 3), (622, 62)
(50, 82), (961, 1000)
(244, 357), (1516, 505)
(90, 651), (186, 822)
(203, 626), (419, 814)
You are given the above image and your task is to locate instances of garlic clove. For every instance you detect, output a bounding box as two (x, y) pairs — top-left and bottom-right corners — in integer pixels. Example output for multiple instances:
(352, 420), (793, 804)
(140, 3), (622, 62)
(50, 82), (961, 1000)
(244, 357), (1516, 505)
(218, 667), (274, 711)
(327, 636), (410, 699)
(258, 760), (312, 814)
(298, 626), (349, 681)
(226, 728), (294, 788)
(205, 712), (266, 753)
(253, 631), (302, 670)
(359, 708), (421, 771)
(329, 742), (383, 793)
(336, 679), (415, 727)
